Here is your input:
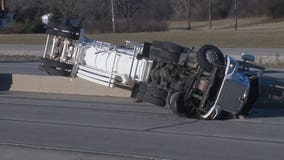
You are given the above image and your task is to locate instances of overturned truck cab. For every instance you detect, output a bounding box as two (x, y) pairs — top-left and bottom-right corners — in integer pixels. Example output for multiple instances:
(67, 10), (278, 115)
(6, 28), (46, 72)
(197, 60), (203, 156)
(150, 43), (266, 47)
(39, 23), (264, 120)
(131, 41), (264, 120)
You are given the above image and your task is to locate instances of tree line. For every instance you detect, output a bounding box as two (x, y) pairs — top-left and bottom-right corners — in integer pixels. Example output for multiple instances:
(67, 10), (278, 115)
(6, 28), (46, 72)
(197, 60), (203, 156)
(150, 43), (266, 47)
(4, 0), (284, 33)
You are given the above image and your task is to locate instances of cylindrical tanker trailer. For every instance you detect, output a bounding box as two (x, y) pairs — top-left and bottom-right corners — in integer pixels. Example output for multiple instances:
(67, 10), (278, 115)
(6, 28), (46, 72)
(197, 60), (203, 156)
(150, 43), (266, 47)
(40, 23), (152, 88)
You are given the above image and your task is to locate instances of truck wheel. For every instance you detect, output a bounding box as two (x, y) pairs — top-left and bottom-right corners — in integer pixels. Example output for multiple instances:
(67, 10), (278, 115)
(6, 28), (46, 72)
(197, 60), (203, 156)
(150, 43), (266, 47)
(160, 50), (180, 63)
(46, 28), (58, 36)
(39, 65), (71, 76)
(58, 24), (80, 33)
(58, 25), (80, 40)
(143, 94), (166, 106)
(39, 64), (48, 72)
(46, 24), (80, 40)
(152, 41), (184, 53)
(146, 85), (168, 99)
(150, 48), (180, 63)
(169, 92), (186, 115)
(47, 67), (70, 76)
(149, 63), (162, 83)
(197, 45), (225, 72)
(136, 92), (145, 101)
(41, 58), (73, 70)
(135, 83), (167, 106)
(47, 22), (57, 29)
(152, 41), (163, 49)
(161, 41), (185, 53)
(57, 31), (79, 40)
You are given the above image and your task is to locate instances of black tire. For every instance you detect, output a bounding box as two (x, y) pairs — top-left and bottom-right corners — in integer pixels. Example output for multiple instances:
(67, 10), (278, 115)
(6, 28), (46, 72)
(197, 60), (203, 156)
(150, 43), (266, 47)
(159, 49), (180, 63)
(143, 94), (166, 106)
(56, 31), (79, 40)
(197, 45), (225, 72)
(145, 85), (168, 99)
(58, 24), (74, 32)
(136, 92), (145, 100)
(47, 22), (57, 29)
(45, 67), (70, 76)
(137, 83), (167, 99)
(140, 42), (152, 59)
(39, 64), (71, 77)
(161, 41), (185, 53)
(152, 41), (164, 49)
(46, 28), (58, 36)
(135, 83), (148, 96)
(169, 92), (186, 115)
(135, 83), (167, 106)
(39, 64), (48, 72)
(41, 58), (73, 70)
(152, 41), (184, 53)
(149, 47), (160, 60)
(149, 47), (180, 63)
(133, 83), (148, 99)
(140, 82), (148, 89)
(59, 24), (80, 33)
(46, 23), (80, 40)
(48, 68), (70, 76)
(149, 62), (162, 83)
(59, 25), (80, 40)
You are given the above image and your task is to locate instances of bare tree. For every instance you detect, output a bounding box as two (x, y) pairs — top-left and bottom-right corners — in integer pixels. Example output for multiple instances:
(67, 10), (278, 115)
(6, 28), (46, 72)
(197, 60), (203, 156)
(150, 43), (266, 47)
(46, 0), (81, 19)
(234, 0), (238, 31)
(170, 0), (194, 30)
(116, 0), (140, 32)
(209, 0), (212, 29)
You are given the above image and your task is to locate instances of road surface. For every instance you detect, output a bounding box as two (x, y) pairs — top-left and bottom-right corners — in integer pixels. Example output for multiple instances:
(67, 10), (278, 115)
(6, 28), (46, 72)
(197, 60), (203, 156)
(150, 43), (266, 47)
(0, 92), (284, 160)
(0, 44), (45, 56)
(0, 62), (47, 75)
(0, 45), (283, 159)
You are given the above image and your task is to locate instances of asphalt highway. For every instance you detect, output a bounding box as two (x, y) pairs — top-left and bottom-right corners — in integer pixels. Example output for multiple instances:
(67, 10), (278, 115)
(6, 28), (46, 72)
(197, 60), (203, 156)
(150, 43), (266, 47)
(0, 45), (284, 159)
(0, 62), (47, 75)
(0, 92), (284, 160)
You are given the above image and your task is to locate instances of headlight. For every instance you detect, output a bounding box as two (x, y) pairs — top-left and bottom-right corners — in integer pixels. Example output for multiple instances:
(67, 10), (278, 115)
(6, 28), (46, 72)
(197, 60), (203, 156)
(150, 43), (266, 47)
(228, 60), (237, 74)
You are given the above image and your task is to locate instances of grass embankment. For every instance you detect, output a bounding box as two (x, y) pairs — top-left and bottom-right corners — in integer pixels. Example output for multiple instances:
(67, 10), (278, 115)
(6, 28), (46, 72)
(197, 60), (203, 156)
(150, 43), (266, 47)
(0, 34), (46, 45)
(0, 29), (283, 48)
(89, 30), (284, 48)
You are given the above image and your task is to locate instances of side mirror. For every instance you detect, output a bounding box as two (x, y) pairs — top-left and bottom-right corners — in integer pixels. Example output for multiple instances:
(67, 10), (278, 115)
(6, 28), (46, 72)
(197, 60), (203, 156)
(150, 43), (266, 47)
(241, 53), (255, 62)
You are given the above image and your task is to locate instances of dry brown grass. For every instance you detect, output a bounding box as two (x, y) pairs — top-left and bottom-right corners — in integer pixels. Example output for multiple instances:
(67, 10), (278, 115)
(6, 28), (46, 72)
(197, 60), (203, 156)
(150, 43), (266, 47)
(90, 29), (284, 48)
(0, 34), (46, 44)
(168, 17), (284, 31)
(0, 18), (284, 48)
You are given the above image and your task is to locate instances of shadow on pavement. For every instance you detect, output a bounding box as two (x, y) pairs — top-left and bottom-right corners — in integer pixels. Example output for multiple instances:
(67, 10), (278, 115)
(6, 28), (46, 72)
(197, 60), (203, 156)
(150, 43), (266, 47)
(252, 70), (284, 117)
(0, 73), (12, 91)
(250, 108), (284, 118)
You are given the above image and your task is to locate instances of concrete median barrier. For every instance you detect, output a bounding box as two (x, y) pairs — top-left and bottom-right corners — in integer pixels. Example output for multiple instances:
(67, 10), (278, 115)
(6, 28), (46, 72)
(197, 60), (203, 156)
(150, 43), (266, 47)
(9, 74), (131, 97)
(2, 71), (283, 108)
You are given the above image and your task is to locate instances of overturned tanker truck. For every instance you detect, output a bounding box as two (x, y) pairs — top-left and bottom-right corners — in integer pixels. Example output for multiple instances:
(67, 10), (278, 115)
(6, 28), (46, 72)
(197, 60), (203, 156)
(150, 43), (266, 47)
(40, 23), (265, 120)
